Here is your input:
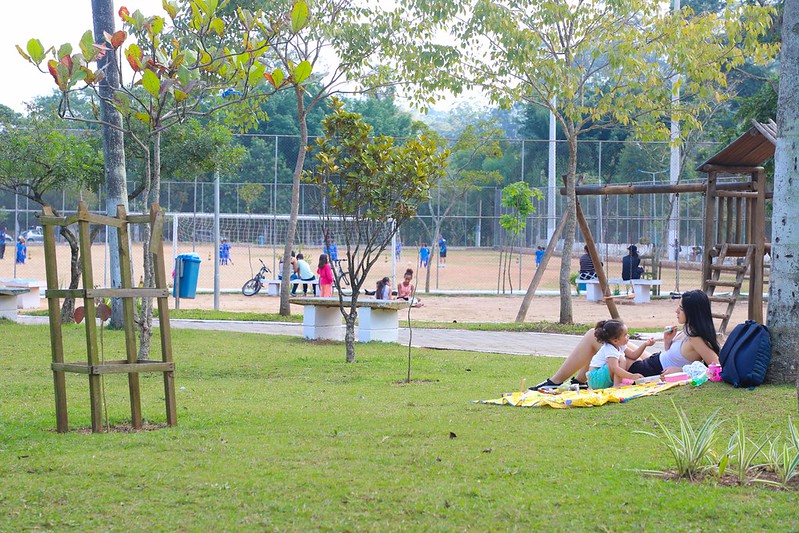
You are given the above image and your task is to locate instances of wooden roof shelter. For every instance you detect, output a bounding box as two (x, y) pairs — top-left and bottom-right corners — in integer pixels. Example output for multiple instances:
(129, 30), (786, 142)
(694, 119), (774, 333)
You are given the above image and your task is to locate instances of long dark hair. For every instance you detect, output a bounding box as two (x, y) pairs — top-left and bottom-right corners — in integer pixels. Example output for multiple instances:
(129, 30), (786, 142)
(318, 253), (329, 270)
(376, 276), (390, 299)
(594, 319), (626, 343)
(681, 290), (720, 353)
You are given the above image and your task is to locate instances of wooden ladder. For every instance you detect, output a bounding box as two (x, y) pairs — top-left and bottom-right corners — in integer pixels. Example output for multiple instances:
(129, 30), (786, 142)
(705, 243), (753, 336)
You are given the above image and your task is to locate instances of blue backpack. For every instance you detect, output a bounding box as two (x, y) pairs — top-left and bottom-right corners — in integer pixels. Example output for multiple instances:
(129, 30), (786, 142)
(719, 320), (771, 388)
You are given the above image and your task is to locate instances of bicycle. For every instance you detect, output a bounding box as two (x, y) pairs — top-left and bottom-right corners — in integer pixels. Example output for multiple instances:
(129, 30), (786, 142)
(241, 259), (272, 296)
(332, 258), (352, 296)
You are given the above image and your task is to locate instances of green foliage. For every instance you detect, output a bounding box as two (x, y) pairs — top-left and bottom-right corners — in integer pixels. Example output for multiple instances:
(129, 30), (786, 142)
(499, 181), (541, 236)
(636, 402), (724, 480)
(0, 114), (103, 198)
(723, 415), (770, 484)
(306, 98), (446, 228)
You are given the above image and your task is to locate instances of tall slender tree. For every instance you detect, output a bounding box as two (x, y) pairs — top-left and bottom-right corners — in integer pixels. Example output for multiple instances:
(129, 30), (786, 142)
(766, 0), (799, 390)
(405, 0), (778, 323)
(92, 0), (128, 327)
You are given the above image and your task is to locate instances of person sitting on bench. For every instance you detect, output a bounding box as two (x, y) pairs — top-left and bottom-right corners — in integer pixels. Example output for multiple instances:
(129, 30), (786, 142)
(622, 244), (644, 280)
(578, 245), (597, 280)
(292, 253), (317, 296)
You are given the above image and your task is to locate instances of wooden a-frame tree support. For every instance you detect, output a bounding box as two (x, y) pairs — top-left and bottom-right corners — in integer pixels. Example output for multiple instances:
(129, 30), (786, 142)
(42, 201), (177, 433)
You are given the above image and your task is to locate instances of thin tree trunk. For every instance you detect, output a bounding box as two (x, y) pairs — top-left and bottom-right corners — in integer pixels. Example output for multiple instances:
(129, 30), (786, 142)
(91, 0), (128, 328)
(515, 210), (568, 322)
(60, 227), (81, 323)
(137, 137), (156, 361)
(279, 87), (308, 316)
(559, 129), (579, 324)
(345, 310), (357, 363)
(766, 0), (799, 389)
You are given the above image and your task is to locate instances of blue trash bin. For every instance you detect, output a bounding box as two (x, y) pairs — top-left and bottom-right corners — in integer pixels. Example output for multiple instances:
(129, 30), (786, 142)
(173, 253), (201, 299)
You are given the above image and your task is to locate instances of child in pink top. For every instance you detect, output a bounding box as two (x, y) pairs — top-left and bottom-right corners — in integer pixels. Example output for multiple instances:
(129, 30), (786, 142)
(317, 254), (334, 297)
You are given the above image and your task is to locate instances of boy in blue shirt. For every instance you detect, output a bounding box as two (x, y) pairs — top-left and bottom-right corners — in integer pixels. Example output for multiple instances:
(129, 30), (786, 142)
(419, 243), (430, 268)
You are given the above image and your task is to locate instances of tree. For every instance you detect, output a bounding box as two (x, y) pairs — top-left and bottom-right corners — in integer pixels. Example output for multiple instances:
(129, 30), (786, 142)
(303, 98), (447, 362)
(20, 0), (310, 357)
(254, 0), (413, 316)
(91, 0), (128, 329)
(498, 181), (541, 293)
(418, 119), (505, 292)
(440, 0), (778, 324)
(0, 114), (103, 321)
(766, 0), (798, 389)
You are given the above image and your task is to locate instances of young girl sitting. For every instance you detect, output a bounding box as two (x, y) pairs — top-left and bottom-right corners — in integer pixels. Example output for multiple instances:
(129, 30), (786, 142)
(375, 276), (391, 300)
(586, 319), (653, 389)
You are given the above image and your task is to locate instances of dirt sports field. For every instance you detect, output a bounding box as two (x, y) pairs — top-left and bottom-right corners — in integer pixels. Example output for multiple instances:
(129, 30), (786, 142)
(3, 242), (760, 329)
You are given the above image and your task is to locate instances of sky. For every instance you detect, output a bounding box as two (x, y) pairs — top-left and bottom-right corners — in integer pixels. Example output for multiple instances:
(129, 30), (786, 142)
(1, 0), (477, 115)
(1, 0), (163, 113)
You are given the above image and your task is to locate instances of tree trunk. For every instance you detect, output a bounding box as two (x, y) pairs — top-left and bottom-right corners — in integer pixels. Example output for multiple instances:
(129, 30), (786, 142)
(137, 136), (158, 361)
(344, 309), (357, 363)
(558, 129), (578, 324)
(279, 87), (308, 316)
(60, 227), (81, 323)
(91, 0), (128, 328)
(423, 219), (442, 293)
(766, 0), (799, 389)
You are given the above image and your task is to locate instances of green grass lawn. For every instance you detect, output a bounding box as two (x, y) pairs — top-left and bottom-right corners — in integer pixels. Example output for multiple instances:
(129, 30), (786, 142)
(1, 320), (797, 531)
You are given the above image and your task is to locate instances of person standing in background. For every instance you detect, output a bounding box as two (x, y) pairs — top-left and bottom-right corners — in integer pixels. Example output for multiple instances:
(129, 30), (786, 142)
(535, 246), (545, 268)
(0, 227), (7, 259)
(16, 236), (27, 265)
(419, 243), (430, 269)
(438, 235), (447, 267)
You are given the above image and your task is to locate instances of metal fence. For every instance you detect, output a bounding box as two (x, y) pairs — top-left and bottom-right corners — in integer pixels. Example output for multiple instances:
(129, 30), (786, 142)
(0, 137), (772, 299)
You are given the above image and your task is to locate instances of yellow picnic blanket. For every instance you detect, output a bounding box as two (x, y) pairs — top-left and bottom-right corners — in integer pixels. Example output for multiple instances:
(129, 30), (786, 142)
(479, 381), (685, 409)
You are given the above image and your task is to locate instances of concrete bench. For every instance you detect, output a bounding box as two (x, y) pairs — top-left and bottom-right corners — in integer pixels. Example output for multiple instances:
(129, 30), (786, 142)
(265, 278), (321, 296)
(0, 288), (31, 321)
(290, 296), (409, 343)
(0, 278), (44, 309)
(583, 278), (662, 304)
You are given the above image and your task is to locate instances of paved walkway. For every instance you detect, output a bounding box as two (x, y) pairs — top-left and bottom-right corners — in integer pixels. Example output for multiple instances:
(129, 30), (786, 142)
(19, 316), (669, 357)
(19, 315), (591, 358)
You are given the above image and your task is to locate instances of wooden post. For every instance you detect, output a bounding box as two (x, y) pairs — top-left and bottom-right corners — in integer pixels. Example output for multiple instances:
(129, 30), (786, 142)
(151, 204), (177, 427)
(77, 202), (103, 433)
(42, 206), (68, 433)
(734, 196), (743, 244)
(749, 170), (767, 323)
(514, 210), (568, 322)
(702, 172), (717, 293)
(116, 205), (142, 429)
(576, 200), (620, 320)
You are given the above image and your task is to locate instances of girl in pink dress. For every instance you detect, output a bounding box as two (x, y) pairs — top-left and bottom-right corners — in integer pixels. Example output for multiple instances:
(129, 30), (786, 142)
(317, 254), (334, 297)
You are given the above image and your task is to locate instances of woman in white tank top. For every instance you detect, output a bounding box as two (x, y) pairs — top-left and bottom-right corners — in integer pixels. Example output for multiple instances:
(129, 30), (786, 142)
(530, 290), (720, 389)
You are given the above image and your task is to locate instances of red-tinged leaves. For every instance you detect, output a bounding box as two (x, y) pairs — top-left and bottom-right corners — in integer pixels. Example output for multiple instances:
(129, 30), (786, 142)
(59, 54), (74, 72)
(74, 306), (85, 324)
(47, 60), (59, 84)
(97, 303), (111, 322)
(110, 30), (126, 49)
(264, 72), (276, 87)
(126, 44), (142, 71)
(119, 6), (131, 21)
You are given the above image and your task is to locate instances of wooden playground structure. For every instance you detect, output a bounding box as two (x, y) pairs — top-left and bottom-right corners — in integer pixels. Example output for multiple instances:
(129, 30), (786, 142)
(540, 121), (774, 335)
(41, 202), (177, 433)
